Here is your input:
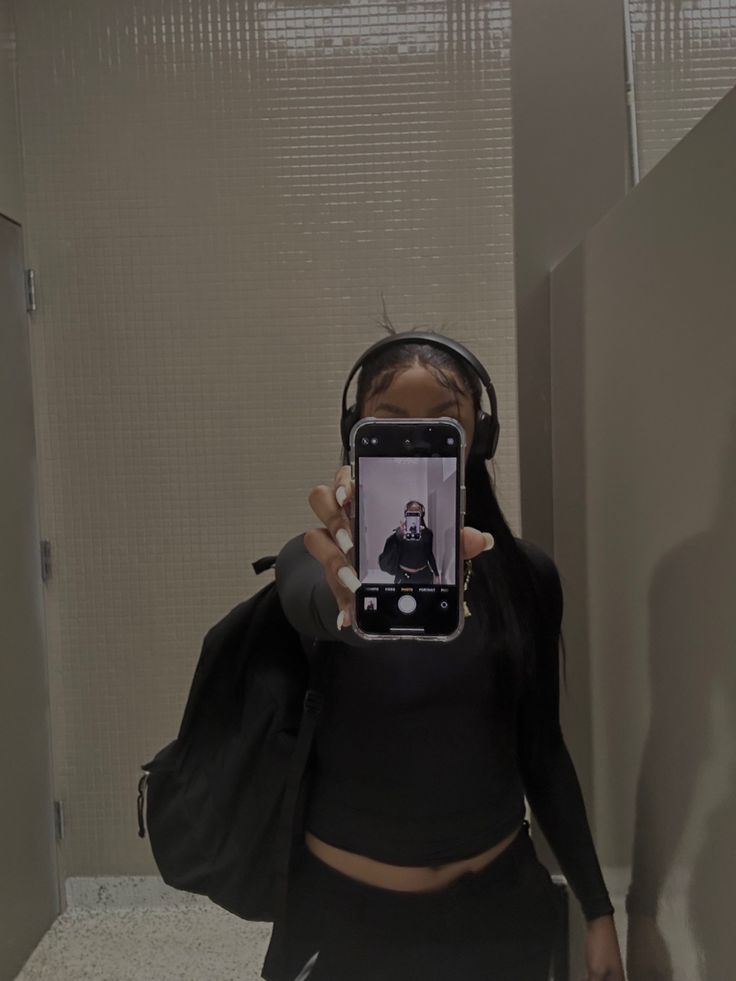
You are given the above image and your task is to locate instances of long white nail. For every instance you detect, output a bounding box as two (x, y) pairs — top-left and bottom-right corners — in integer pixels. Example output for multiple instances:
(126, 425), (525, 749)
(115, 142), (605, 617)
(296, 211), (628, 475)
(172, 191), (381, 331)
(337, 609), (345, 630)
(335, 528), (353, 554)
(337, 566), (361, 593)
(335, 485), (347, 507)
(483, 532), (495, 550)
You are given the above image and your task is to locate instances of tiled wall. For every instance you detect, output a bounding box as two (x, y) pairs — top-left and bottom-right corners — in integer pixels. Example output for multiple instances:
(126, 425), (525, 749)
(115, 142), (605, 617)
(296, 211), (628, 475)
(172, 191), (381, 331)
(0, 0), (23, 220)
(14, 0), (518, 877)
(630, 0), (736, 176)
(13, 0), (736, 881)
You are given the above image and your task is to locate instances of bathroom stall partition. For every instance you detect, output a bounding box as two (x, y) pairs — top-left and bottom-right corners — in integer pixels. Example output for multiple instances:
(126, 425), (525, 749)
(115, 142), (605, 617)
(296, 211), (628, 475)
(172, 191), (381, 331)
(0, 0), (61, 977)
(550, 83), (736, 979)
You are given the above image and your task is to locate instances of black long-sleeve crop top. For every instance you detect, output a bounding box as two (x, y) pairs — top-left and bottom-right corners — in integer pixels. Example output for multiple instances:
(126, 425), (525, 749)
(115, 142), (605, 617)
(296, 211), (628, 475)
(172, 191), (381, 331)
(274, 532), (614, 922)
(379, 526), (440, 577)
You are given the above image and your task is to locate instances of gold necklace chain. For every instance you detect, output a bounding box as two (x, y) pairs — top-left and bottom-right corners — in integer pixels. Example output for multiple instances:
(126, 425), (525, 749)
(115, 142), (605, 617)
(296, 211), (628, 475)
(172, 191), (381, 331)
(462, 558), (473, 617)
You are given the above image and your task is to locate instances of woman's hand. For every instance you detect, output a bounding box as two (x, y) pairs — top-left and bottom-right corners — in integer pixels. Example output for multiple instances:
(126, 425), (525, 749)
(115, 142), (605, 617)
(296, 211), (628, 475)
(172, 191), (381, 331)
(303, 465), (359, 629)
(582, 915), (626, 981)
(303, 465), (494, 629)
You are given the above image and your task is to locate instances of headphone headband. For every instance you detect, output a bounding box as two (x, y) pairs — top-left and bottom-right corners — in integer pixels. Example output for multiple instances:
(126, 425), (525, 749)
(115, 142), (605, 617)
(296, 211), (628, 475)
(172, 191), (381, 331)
(340, 330), (500, 460)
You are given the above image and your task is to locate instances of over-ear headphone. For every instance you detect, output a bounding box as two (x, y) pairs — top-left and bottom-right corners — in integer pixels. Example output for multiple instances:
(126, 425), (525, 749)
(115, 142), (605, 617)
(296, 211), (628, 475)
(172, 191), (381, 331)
(340, 331), (500, 461)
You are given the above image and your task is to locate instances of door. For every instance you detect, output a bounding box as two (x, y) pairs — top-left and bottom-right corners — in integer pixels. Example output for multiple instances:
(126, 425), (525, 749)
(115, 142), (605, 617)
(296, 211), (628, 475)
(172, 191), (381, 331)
(0, 215), (59, 979)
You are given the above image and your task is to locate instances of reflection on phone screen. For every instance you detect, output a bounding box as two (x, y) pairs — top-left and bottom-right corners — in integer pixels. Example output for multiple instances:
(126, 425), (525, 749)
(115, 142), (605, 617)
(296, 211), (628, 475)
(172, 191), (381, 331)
(358, 456), (456, 586)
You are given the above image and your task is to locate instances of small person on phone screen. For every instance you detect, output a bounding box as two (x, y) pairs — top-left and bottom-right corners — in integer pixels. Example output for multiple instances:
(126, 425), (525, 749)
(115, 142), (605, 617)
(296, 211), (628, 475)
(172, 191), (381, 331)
(378, 499), (440, 584)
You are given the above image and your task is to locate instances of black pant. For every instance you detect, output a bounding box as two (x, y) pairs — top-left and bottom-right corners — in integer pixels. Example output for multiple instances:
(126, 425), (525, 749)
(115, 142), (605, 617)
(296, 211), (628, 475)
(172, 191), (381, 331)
(261, 820), (561, 981)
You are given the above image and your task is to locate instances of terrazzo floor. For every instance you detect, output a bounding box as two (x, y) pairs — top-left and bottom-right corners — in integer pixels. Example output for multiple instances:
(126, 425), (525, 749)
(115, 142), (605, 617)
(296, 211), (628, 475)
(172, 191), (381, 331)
(13, 902), (274, 981)
(11, 872), (658, 981)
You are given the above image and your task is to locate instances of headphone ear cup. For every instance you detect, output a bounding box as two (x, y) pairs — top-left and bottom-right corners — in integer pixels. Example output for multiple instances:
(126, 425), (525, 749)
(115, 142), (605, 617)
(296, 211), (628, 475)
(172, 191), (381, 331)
(471, 411), (499, 460)
(487, 414), (500, 459)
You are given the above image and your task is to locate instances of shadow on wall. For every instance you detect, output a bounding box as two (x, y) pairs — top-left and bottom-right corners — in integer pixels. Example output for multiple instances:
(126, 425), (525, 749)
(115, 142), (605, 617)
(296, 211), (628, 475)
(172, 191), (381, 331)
(625, 391), (736, 981)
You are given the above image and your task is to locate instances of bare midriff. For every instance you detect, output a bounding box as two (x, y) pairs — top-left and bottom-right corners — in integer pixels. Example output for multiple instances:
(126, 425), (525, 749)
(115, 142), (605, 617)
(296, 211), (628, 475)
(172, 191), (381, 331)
(399, 563), (428, 572)
(304, 824), (523, 892)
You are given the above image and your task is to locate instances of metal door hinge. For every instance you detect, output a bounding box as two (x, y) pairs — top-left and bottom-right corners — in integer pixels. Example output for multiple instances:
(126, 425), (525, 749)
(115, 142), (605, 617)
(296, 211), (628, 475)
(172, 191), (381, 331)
(25, 269), (36, 312)
(40, 540), (52, 582)
(54, 800), (65, 842)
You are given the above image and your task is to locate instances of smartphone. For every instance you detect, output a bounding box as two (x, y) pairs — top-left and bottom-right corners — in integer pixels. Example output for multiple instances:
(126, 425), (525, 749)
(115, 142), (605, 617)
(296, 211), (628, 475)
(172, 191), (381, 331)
(404, 511), (422, 541)
(347, 416), (467, 642)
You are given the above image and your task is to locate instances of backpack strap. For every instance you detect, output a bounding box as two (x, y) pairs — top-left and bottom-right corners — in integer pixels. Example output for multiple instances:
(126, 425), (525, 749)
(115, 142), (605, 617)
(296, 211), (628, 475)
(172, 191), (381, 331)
(252, 554), (278, 575)
(269, 638), (332, 978)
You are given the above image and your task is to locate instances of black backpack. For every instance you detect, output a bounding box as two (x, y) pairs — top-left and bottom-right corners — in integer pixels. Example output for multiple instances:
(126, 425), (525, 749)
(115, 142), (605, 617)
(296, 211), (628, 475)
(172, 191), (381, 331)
(136, 554), (332, 979)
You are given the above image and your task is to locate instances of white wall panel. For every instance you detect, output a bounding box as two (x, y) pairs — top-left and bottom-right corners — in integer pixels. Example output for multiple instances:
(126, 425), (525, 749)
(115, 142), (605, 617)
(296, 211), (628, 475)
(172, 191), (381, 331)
(552, 83), (736, 981)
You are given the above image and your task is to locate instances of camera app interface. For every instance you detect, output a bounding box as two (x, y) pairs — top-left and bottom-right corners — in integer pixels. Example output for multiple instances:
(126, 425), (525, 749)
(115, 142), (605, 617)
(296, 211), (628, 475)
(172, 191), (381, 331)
(356, 455), (458, 634)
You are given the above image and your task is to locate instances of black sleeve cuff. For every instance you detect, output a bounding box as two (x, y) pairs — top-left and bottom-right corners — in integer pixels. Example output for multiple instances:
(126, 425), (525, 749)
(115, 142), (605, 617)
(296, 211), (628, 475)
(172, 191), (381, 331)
(581, 895), (616, 922)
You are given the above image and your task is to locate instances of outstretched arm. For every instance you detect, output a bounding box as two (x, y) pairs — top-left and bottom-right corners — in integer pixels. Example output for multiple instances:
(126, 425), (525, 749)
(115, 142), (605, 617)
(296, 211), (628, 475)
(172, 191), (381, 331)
(274, 532), (371, 647)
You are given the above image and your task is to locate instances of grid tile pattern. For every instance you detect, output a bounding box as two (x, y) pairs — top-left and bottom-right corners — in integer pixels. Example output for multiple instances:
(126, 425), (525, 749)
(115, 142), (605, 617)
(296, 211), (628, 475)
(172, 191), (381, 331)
(14, 0), (518, 878)
(630, 0), (736, 176)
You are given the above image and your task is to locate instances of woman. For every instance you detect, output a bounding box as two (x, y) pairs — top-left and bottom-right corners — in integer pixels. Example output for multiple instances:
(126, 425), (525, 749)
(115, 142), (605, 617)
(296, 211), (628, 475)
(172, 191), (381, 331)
(379, 500), (441, 584)
(263, 327), (625, 981)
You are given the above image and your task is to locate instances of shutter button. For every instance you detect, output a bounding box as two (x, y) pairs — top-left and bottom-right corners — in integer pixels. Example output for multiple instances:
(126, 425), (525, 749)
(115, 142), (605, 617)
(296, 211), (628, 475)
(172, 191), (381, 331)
(398, 594), (417, 614)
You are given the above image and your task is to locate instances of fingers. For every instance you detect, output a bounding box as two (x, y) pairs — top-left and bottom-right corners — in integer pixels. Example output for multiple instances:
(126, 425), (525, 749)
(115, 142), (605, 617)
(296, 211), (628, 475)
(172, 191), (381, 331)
(302, 525), (358, 590)
(461, 526), (495, 562)
(303, 527), (359, 628)
(305, 466), (357, 629)
(308, 477), (354, 555)
(333, 464), (353, 517)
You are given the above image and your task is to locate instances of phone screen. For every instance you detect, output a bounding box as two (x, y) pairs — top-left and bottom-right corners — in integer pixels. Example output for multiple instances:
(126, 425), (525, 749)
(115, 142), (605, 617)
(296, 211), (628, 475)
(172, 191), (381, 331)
(348, 417), (466, 642)
(405, 512), (421, 539)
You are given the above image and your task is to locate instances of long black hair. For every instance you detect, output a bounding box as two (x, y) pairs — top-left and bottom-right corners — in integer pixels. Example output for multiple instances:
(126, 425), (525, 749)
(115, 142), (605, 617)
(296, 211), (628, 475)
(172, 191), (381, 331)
(339, 321), (568, 720)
